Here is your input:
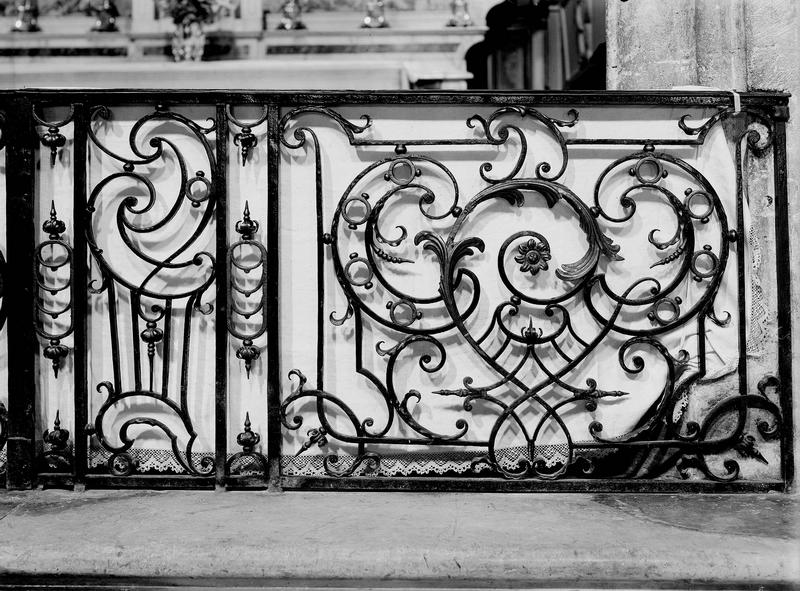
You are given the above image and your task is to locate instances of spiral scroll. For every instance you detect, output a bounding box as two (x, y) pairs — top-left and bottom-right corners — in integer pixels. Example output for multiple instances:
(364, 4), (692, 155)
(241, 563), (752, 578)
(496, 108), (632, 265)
(279, 105), (783, 482)
(85, 104), (217, 477)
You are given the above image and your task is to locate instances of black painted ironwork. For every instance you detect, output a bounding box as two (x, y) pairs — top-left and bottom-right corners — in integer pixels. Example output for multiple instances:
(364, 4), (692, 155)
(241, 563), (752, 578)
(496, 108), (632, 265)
(225, 412), (268, 484)
(34, 201), (74, 379)
(228, 201), (268, 379)
(0, 90), (791, 492)
(82, 103), (218, 481)
(226, 106), (268, 167)
(277, 96), (789, 488)
(40, 410), (72, 473)
(33, 106), (73, 168)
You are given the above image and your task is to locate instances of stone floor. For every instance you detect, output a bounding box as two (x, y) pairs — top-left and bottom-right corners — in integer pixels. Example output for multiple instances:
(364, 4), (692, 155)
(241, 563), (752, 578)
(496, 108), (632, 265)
(0, 490), (797, 589)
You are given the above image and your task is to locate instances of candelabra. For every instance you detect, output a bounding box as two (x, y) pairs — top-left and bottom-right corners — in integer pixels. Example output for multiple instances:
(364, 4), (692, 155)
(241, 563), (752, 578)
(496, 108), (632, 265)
(11, 0), (40, 33)
(91, 0), (120, 33)
(277, 0), (306, 30)
(447, 0), (472, 27)
(361, 0), (388, 29)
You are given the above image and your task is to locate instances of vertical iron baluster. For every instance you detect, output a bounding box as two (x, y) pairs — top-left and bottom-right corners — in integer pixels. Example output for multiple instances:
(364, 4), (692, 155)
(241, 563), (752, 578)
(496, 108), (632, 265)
(0, 109), (6, 486)
(266, 103), (281, 490)
(771, 115), (793, 490)
(215, 103), (228, 487)
(161, 299), (172, 399)
(130, 293), (142, 392)
(5, 95), (37, 489)
(72, 102), (88, 486)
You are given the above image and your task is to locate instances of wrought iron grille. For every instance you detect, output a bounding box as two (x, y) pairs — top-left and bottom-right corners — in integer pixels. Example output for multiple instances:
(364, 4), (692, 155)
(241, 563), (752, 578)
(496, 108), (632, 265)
(0, 90), (792, 492)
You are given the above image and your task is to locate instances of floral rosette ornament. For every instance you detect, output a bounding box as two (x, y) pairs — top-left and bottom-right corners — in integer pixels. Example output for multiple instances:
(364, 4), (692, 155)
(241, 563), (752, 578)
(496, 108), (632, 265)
(158, 0), (235, 61)
(515, 234), (552, 276)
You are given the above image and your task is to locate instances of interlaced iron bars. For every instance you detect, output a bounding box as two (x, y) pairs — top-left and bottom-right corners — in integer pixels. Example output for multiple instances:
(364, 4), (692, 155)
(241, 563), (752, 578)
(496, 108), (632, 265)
(0, 90), (792, 492)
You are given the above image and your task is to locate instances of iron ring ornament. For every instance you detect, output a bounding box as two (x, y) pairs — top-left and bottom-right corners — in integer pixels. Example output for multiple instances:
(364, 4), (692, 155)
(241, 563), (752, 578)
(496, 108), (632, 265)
(228, 201), (268, 379)
(34, 201), (74, 378)
(279, 104), (783, 482)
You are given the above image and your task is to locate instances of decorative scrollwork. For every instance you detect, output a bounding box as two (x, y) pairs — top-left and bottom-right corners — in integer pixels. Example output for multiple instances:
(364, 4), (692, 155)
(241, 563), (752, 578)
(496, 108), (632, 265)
(85, 104), (217, 477)
(467, 106), (578, 183)
(34, 201), (74, 378)
(279, 104), (783, 482)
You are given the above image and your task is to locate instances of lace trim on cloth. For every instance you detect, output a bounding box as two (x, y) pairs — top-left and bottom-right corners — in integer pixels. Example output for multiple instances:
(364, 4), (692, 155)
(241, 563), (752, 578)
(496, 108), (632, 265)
(85, 444), (579, 476)
(281, 443), (587, 477)
(747, 224), (770, 358)
(88, 447), (217, 475)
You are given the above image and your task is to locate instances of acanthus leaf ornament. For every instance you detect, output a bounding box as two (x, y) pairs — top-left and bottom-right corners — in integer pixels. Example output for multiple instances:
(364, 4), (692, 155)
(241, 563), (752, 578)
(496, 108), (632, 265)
(278, 103), (784, 483)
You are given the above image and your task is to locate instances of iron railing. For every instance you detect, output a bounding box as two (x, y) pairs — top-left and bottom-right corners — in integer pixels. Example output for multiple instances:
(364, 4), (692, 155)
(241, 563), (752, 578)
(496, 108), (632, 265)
(0, 90), (792, 492)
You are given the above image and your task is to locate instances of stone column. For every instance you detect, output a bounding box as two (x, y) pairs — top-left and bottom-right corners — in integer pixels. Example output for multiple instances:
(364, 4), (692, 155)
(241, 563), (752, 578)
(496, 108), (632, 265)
(695, 0), (747, 89)
(744, 0), (800, 492)
(606, 0), (800, 490)
(606, 0), (697, 90)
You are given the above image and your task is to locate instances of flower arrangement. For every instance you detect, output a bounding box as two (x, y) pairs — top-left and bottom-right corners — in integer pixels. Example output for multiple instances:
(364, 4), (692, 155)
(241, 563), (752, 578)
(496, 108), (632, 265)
(156, 0), (235, 61)
(157, 0), (232, 25)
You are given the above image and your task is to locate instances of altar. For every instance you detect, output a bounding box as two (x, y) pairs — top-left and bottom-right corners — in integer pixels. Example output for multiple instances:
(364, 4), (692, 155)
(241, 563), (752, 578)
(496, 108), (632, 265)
(0, 1), (491, 90)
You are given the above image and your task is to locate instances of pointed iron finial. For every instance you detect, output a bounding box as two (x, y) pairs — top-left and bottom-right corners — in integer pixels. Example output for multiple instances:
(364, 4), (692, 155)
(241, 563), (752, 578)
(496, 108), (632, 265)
(235, 200), (259, 240)
(43, 409), (70, 451)
(236, 411), (260, 453)
(43, 201), (66, 239)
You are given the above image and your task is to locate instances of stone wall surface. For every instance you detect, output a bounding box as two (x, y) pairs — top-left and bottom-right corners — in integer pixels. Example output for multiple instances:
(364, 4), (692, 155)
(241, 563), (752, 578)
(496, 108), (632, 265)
(607, 0), (800, 491)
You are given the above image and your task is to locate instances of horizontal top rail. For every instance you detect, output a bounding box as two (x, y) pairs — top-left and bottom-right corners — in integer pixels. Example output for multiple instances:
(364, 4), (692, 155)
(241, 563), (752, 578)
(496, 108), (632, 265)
(0, 87), (792, 492)
(0, 89), (791, 109)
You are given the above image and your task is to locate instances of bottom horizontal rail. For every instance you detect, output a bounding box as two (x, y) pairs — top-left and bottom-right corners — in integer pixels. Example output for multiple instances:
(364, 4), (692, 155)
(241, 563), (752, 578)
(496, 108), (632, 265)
(84, 474), (216, 490)
(279, 476), (787, 494)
